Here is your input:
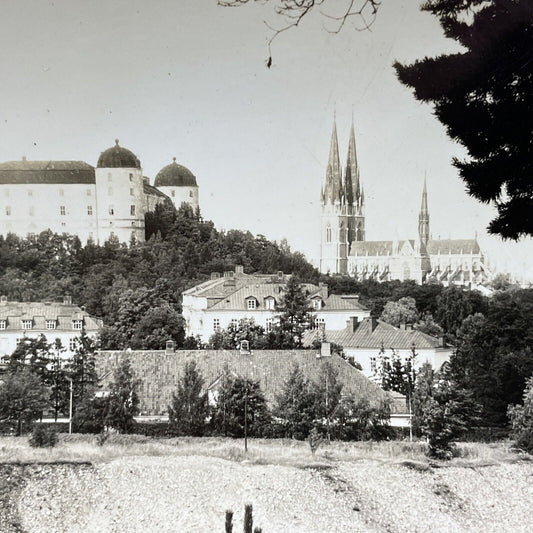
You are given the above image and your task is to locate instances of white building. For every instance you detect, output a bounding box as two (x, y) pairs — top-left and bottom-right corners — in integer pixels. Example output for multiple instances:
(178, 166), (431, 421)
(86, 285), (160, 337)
(0, 295), (102, 362)
(181, 267), (371, 341)
(0, 142), (199, 244)
(303, 316), (454, 378)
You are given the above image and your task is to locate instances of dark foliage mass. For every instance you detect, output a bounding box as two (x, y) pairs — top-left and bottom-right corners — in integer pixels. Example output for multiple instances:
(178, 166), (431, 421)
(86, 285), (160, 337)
(395, 0), (533, 239)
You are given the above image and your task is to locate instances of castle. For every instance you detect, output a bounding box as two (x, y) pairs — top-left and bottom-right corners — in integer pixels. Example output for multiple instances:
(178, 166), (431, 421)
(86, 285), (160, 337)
(0, 140), (199, 244)
(320, 119), (491, 286)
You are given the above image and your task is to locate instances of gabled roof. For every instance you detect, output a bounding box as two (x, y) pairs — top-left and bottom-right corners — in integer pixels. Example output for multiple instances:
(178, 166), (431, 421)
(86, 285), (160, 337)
(426, 239), (480, 255)
(96, 349), (401, 415)
(349, 240), (394, 257)
(303, 317), (447, 350)
(0, 301), (102, 331)
(0, 160), (95, 184)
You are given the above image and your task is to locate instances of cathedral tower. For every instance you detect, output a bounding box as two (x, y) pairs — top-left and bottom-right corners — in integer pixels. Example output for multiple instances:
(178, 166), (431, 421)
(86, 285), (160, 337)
(320, 117), (365, 274)
(418, 178), (430, 248)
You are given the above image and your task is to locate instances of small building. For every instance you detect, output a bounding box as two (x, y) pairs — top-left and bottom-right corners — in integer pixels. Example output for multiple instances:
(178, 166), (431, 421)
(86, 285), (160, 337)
(303, 317), (454, 378)
(181, 267), (370, 341)
(96, 347), (404, 417)
(0, 295), (102, 362)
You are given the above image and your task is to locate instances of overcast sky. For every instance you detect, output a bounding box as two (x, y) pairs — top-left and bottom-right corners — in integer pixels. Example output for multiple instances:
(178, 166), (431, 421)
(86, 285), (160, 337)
(1, 0), (531, 280)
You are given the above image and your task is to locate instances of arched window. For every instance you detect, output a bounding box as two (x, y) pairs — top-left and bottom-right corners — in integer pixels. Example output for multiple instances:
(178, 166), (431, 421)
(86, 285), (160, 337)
(326, 226), (332, 243)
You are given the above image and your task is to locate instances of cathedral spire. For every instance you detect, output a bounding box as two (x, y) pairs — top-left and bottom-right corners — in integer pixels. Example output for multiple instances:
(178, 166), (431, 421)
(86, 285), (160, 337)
(345, 120), (360, 207)
(323, 117), (342, 204)
(418, 177), (430, 247)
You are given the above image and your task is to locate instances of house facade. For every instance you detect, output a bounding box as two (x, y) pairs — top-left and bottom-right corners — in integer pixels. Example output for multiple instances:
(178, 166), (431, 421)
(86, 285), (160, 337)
(303, 316), (454, 378)
(181, 267), (371, 341)
(0, 142), (199, 244)
(0, 296), (102, 362)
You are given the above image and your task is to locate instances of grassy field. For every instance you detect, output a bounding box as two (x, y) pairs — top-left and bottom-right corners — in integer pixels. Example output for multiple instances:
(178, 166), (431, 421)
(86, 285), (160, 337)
(0, 433), (528, 468)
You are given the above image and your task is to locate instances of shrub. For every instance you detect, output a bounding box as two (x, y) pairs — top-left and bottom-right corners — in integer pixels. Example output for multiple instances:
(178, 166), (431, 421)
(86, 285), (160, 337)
(29, 424), (58, 448)
(307, 427), (323, 455)
(508, 376), (533, 454)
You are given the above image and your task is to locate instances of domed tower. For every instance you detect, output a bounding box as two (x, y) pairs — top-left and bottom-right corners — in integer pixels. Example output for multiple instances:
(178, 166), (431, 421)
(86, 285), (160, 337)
(154, 158), (199, 211)
(95, 140), (145, 244)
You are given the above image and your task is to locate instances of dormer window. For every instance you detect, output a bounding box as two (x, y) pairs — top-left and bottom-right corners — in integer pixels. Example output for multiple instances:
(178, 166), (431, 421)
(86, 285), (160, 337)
(312, 298), (322, 310)
(0, 320), (6, 330)
(46, 320), (56, 330)
(264, 297), (275, 310)
(246, 298), (257, 310)
(21, 319), (33, 330)
(72, 319), (83, 330)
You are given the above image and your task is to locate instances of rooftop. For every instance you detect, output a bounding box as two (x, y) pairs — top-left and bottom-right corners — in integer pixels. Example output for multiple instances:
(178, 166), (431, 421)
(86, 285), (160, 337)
(0, 159), (95, 185)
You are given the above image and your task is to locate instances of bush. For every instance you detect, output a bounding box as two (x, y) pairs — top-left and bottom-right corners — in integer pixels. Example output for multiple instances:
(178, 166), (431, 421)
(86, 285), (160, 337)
(508, 376), (533, 454)
(29, 424), (58, 448)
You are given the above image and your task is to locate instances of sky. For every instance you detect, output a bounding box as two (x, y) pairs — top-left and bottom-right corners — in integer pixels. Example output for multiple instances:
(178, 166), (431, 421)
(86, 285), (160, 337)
(1, 0), (532, 281)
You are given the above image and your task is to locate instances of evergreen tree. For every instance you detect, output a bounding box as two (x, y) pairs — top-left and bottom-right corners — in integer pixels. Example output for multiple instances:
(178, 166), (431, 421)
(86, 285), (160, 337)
(105, 358), (140, 433)
(411, 362), (435, 437)
(395, 0), (533, 238)
(277, 276), (312, 348)
(168, 360), (208, 436)
(313, 362), (343, 440)
(508, 375), (533, 453)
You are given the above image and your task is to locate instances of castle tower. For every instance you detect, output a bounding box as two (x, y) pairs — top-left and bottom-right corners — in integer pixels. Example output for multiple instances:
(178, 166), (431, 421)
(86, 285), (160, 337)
(418, 178), (430, 248)
(154, 158), (199, 211)
(320, 118), (348, 274)
(345, 120), (365, 244)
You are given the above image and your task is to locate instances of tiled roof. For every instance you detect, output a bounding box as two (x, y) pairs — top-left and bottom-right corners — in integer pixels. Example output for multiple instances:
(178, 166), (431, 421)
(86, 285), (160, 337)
(154, 160), (197, 187)
(303, 318), (445, 350)
(426, 239), (480, 255)
(0, 160), (95, 184)
(96, 349), (401, 415)
(143, 182), (168, 199)
(0, 301), (102, 331)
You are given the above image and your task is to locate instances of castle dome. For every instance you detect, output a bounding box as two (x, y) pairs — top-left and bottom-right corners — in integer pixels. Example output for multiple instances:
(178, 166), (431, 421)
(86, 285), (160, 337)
(97, 140), (141, 169)
(154, 158), (197, 187)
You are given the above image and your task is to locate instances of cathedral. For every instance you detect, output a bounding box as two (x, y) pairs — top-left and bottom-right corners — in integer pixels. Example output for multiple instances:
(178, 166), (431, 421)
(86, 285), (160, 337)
(0, 141), (199, 244)
(320, 120), (491, 287)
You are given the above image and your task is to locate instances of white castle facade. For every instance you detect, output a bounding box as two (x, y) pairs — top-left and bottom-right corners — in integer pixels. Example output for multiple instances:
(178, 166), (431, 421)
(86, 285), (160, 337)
(320, 120), (491, 286)
(0, 141), (199, 244)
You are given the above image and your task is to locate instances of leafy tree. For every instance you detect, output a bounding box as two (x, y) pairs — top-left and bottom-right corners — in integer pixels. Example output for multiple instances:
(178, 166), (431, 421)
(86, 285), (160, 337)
(8, 334), (52, 380)
(380, 296), (419, 327)
(508, 375), (533, 453)
(395, 0), (533, 239)
(411, 362), (436, 437)
(277, 276), (312, 348)
(415, 312), (444, 338)
(0, 369), (49, 435)
(274, 364), (317, 439)
(208, 318), (270, 350)
(105, 358), (140, 433)
(313, 362), (343, 440)
(71, 394), (109, 434)
(49, 339), (69, 421)
(168, 360), (208, 436)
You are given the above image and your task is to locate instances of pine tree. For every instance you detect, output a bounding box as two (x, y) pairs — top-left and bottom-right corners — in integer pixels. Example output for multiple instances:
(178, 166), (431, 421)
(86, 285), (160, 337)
(168, 360), (208, 436)
(278, 275), (311, 348)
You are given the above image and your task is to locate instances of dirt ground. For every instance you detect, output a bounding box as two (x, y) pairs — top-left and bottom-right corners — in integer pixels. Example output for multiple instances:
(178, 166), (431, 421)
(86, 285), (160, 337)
(3, 455), (533, 533)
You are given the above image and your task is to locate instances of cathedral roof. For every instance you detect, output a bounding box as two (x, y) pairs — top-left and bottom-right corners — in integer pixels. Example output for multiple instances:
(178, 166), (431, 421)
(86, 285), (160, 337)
(97, 140), (141, 169)
(0, 159), (95, 184)
(426, 239), (480, 255)
(349, 240), (394, 256)
(154, 158), (197, 187)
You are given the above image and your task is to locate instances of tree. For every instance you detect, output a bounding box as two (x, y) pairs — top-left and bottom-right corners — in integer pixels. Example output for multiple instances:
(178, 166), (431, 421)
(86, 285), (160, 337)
(0, 369), (49, 435)
(277, 276), (312, 348)
(313, 362), (343, 440)
(207, 318), (269, 350)
(411, 362), (435, 437)
(380, 296), (419, 327)
(168, 360), (208, 436)
(508, 375), (533, 453)
(274, 363), (317, 439)
(105, 358), (140, 433)
(395, 0), (533, 239)
(8, 334), (52, 381)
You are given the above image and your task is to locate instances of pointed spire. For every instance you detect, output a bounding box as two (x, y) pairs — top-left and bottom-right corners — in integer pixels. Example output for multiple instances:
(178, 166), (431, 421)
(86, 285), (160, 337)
(323, 116), (342, 204)
(418, 177), (430, 247)
(345, 119), (361, 208)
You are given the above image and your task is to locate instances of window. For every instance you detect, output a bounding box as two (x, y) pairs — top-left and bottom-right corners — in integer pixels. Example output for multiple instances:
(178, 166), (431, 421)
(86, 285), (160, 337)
(28, 189), (33, 196)
(314, 318), (325, 330)
(108, 187), (113, 195)
(46, 320), (56, 330)
(29, 206), (34, 216)
(264, 297), (275, 310)
(130, 205), (136, 216)
(5, 206), (11, 216)
(72, 319), (83, 330)
(109, 205), (114, 215)
(171, 190), (175, 197)
(0, 320), (6, 330)
(326, 226), (332, 243)
(247, 299), (257, 310)
(370, 356), (377, 374)
(129, 173), (133, 181)
(266, 318), (273, 332)
(60, 206), (66, 215)
(230, 318), (238, 328)
(312, 299), (322, 310)
(189, 190), (193, 198)
(59, 189), (64, 197)
(69, 338), (77, 351)
(87, 205), (93, 215)
(21, 320), (33, 330)
(87, 189), (92, 196)
(130, 188), (134, 196)
(213, 318), (220, 332)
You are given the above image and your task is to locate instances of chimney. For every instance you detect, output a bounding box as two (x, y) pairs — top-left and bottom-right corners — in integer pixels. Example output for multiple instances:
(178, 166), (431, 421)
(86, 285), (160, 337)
(406, 324), (413, 331)
(320, 342), (331, 357)
(370, 317), (378, 332)
(210, 272), (221, 280)
(318, 282), (328, 299)
(438, 335), (445, 348)
(63, 294), (72, 305)
(277, 271), (284, 280)
(0, 295), (7, 305)
(165, 340), (176, 354)
(346, 316), (359, 333)
(223, 271), (234, 278)
(400, 323), (406, 330)
(143, 176), (149, 185)
(235, 265), (244, 274)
